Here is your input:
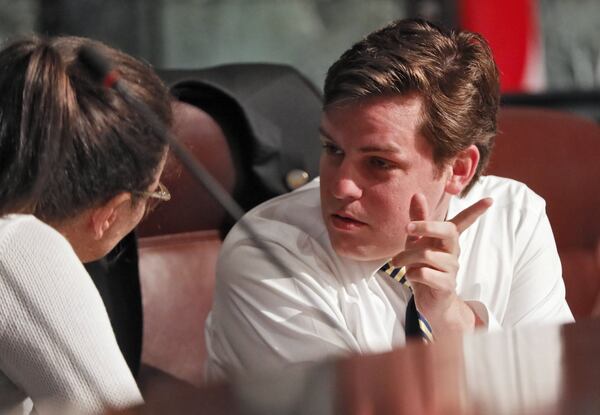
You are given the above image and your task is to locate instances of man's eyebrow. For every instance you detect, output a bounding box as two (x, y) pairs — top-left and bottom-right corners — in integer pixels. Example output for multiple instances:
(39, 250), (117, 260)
(318, 128), (334, 141)
(318, 128), (407, 157)
(358, 144), (403, 154)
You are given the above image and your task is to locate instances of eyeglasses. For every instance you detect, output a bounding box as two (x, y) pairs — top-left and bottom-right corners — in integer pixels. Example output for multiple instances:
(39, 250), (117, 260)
(135, 181), (171, 215)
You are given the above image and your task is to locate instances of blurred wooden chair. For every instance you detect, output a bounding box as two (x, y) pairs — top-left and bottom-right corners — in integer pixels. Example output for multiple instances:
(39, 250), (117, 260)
(488, 107), (600, 319)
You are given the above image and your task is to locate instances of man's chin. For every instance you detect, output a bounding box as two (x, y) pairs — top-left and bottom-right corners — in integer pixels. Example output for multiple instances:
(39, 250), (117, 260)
(330, 241), (382, 262)
(329, 234), (404, 262)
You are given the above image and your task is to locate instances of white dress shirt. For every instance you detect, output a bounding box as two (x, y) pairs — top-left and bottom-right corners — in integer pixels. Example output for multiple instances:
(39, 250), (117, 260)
(205, 176), (574, 380)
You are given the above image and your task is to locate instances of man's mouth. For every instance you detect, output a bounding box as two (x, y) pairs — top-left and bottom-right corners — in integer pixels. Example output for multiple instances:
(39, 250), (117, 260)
(330, 213), (367, 230)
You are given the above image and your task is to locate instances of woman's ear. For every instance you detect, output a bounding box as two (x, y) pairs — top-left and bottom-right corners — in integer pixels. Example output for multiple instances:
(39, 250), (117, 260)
(90, 192), (132, 240)
(444, 145), (480, 195)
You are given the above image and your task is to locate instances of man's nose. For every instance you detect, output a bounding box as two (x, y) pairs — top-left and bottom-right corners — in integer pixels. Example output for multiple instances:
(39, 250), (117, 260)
(330, 163), (363, 200)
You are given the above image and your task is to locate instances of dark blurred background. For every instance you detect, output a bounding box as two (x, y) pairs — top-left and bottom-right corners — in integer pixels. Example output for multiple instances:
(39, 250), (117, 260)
(1, 0), (599, 120)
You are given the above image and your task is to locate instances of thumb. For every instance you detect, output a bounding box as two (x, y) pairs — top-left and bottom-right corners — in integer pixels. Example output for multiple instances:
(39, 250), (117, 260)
(409, 193), (429, 222)
(407, 193), (428, 243)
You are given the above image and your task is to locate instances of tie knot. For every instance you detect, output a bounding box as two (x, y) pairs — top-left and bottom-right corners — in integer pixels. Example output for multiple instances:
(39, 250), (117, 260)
(380, 262), (432, 343)
(380, 262), (409, 287)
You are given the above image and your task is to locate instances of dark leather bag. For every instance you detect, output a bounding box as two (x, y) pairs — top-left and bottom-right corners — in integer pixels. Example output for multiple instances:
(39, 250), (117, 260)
(158, 63), (323, 212)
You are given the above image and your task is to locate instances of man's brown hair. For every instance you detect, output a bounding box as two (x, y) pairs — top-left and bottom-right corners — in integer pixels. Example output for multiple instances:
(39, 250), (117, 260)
(323, 18), (500, 194)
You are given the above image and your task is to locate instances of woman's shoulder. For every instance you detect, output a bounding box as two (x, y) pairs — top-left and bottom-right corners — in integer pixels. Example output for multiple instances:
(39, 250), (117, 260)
(0, 213), (41, 230)
(0, 214), (71, 253)
(0, 213), (57, 236)
(0, 214), (80, 284)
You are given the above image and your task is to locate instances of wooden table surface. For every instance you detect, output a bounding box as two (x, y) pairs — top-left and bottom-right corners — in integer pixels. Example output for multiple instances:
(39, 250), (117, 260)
(113, 318), (600, 415)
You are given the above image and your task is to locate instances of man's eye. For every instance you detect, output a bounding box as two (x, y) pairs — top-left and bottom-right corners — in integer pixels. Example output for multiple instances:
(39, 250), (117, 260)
(369, 157), (393, 169)
(321, 142), (343, 156)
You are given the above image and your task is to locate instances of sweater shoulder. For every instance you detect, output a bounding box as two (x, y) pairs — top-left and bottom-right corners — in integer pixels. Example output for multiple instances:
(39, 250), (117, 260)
(0, 214), (73, 257)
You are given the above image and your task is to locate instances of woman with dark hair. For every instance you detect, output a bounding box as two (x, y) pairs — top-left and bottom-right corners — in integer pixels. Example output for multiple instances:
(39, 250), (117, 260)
(0, 35), (172, 414)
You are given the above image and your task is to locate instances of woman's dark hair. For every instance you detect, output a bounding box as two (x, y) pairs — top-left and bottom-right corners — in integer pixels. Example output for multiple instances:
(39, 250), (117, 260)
(0, 35), (172, 221)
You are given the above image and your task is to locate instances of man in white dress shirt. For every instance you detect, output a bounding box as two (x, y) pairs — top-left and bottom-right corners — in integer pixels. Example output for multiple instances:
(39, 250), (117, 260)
(205, 18), (574, 380)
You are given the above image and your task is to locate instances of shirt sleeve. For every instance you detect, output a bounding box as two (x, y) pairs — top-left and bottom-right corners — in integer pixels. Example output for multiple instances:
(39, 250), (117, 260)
(0, 217), (142, 414)
(464, 300), (502, 331)
(205, 239), (361, 381)
(502, 204), (574, 327)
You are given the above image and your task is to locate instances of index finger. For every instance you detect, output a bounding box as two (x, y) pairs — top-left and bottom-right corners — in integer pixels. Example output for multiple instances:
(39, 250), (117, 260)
(449, 197), (493, 234)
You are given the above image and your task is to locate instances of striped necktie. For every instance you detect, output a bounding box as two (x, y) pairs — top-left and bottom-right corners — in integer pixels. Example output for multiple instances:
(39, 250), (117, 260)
(380, 263), (434, 343)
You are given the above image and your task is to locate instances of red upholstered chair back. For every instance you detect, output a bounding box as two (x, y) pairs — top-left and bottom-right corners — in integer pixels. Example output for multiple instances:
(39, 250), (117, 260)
(140, 101), (236, 236)
(487, 107), (600, 319)
(136, 101), (235, 386)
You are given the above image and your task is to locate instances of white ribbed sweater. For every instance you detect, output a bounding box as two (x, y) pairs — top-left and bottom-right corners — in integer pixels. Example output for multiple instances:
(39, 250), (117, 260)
(0, 215), (142, 414)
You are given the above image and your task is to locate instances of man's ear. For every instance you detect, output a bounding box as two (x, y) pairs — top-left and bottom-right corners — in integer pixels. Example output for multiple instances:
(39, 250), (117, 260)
(444, 145), (480, 195)
(90, 192), (132, 240)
